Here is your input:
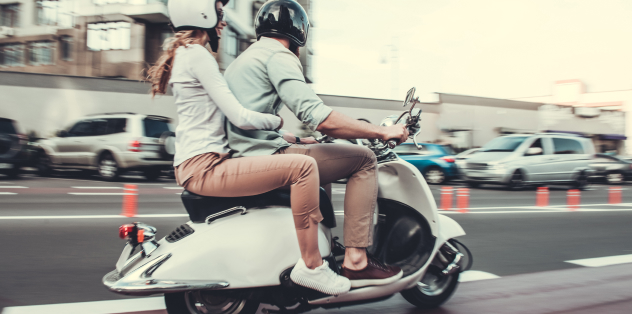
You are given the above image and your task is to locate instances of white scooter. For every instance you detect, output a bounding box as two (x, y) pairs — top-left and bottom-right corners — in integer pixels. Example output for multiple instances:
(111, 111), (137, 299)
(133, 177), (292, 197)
(103, 87), (472, 314)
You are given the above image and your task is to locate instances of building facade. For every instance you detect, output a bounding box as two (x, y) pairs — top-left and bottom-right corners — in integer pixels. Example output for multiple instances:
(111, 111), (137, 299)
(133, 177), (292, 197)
(0, 0), (312, 81)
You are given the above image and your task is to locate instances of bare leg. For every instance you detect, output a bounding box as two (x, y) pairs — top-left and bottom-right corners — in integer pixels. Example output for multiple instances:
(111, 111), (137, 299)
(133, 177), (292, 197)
(342, 247), (368, 270)
(296, 217), (324, 269)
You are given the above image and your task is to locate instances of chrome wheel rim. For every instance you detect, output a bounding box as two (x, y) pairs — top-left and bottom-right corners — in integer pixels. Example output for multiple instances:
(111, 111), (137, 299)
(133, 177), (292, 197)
(184, 291), (248, 314)
(418, 272), (453, 297)
(607, 173), (623, 184)
(426, 169), (445, 184)
(99, 158), (117, 178)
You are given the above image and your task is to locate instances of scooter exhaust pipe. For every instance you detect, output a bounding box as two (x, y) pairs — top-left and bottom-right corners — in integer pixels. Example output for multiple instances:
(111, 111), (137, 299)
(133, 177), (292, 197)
(438, 242), (463, 276)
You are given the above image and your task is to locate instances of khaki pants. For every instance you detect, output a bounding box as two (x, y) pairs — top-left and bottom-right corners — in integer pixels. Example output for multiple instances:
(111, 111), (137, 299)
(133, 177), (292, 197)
(174, 152), (324, 229)
(276, 144), (378, 248)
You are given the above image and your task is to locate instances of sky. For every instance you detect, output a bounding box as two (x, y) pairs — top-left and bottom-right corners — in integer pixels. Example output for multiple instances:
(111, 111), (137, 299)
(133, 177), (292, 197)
(309, 0), (632, 101)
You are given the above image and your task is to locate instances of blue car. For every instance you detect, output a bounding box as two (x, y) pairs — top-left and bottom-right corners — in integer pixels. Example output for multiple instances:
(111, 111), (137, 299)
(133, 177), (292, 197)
(392, 143), (458, 184)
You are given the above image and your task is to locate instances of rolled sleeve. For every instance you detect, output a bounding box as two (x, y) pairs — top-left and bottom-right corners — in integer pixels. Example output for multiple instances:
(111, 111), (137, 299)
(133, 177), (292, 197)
(267, 52), (333, 131)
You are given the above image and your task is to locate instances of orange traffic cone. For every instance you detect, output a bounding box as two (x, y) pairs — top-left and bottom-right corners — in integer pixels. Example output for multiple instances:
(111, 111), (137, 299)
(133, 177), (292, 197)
(441, 187), (453, 211)
(122, 184), (138, 217)
(457, 188), (470, 213)
(609, 186), (622, 204)
(536, 187), (549, 207)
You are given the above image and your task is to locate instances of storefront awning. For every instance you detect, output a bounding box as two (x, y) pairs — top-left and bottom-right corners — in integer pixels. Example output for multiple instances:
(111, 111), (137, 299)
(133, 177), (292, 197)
(599, 134), (627, 140)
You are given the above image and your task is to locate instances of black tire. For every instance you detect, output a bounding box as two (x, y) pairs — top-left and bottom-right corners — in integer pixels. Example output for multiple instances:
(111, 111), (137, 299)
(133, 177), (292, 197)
(37, 152), (53, 177)
(424, 167), (446, 185)
(5, 166), (20, 179)
(159, 131), (176, 160)
(507, 170), (525, 191)
(98, 153), (120, 181)
(143, 168), (161, 181)
(466, 181), (480, 188)
(401, 265), (460, 309)
(573, 171), (589, 190)
(165, 291), (259, 314)
(605, 171), (624, 185)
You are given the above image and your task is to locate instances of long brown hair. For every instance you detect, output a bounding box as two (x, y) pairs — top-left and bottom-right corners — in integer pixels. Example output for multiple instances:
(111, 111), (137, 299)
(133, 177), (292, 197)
(147, 29), (207, 97)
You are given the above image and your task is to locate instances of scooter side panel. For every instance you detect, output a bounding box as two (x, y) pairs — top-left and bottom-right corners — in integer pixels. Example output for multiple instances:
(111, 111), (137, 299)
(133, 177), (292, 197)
(377, 159), (440, 236)
(138, 207), (332, 289)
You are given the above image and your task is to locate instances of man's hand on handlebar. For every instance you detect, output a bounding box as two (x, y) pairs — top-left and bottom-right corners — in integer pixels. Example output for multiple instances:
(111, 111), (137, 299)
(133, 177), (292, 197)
(380, 125), (409, 145)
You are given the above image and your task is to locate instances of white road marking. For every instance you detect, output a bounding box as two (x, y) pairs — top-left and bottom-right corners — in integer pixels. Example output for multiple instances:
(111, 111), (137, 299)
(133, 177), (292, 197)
(332, 188), (346, 194)
(1, 296), (165, 314)
(164, 187), (183, 189)
(0, 214), (189, 220)
(0, 186), (27, 188)
(458, 270), (501, 282)
(68, 193), (127, 196)
(565, 254), (632, 267)
(71, 186), (123, 189)
(0, 192), (17, 195)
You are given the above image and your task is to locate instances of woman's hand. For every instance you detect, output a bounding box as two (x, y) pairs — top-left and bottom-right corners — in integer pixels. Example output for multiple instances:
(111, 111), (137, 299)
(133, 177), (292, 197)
(299, 137), (318, 144)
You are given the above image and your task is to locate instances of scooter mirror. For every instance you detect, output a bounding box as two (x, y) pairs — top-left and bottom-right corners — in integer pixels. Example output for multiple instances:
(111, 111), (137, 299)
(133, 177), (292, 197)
(404, 87), (416, 107)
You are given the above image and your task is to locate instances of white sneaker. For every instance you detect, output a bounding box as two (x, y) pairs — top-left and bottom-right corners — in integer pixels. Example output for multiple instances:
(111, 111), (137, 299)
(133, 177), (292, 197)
(290, 258), (351, 295)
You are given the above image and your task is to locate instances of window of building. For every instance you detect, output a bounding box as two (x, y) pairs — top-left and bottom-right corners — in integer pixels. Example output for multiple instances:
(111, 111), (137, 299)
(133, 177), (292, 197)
(87, 22), (131, 51)
(36, 0), (74, 28)
(0, 3), (20, 27)
(0, 43), (25, 67)
(60, 36), (72, 61)
(224, 29), (237, 57)
(29, 41), (55, 66)
(553, 138), (584, 154)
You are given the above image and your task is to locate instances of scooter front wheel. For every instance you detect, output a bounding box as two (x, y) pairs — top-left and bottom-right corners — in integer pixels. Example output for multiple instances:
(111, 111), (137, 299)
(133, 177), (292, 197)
(165, 291), (260, 314)
(400, 265), (459, 309)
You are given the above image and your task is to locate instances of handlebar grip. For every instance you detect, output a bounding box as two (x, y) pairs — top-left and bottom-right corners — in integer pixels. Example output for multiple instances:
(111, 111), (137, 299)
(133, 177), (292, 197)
(387, 139), (399, 149)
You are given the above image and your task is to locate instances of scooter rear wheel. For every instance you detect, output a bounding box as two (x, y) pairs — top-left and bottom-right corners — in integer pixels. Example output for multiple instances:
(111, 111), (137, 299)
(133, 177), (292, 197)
(400, 265), (459, 309)
(165, 291), (259, 314)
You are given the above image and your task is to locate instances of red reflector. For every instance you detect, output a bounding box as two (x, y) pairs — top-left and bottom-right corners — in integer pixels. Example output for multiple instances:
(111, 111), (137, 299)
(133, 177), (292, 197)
(441, 157), (456, 163)
(128, 140), (142, 152)
(119, 224), (135, 239)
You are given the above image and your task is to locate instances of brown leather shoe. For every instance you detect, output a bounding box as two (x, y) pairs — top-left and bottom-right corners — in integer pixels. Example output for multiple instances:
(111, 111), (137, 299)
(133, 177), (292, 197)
(340, 257), (403, 288)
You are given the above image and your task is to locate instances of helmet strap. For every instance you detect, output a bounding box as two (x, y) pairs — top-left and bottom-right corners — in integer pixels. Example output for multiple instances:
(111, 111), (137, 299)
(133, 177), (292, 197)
(207, 29), (220, 53)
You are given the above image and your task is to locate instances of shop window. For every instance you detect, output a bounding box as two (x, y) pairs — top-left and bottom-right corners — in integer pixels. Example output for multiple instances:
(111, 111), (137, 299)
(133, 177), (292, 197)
(36, 0), (74, 28)
(29, 41), (55, 66)
(87, 22), (131, 51)
(60, 36), (72, 61)
(0, 3), (20, 27)
(0, 43), (25, 67)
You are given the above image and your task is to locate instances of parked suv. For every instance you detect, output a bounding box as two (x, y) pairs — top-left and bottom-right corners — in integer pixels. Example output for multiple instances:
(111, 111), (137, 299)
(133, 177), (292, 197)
(0, 118), (28, 178)
(462, 133), (595, 190)
(36, 113), (175, 181)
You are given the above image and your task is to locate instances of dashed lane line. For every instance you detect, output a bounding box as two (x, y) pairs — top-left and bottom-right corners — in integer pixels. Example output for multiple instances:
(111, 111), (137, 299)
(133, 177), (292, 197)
(68, 193), (127, 196)
(0, 186), (28, 188)
(0, 192), (17, 195)
(0, 214), (189, 220)
(565, 254), (632, 267)
(71, 186), (123, 189)
(459, 270), (501, 282)
(164, 187), (183, 189)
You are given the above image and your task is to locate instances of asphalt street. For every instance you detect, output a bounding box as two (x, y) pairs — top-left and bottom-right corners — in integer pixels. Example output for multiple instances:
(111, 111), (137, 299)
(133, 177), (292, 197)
(0, 173), (631, 313)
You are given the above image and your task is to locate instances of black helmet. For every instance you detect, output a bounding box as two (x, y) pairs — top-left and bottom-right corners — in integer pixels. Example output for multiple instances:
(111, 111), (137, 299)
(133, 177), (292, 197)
(255, 0), (310, 47)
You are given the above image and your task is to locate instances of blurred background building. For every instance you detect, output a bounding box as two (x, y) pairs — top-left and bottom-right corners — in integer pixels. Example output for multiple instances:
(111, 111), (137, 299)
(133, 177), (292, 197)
(0, 0), (312, 80)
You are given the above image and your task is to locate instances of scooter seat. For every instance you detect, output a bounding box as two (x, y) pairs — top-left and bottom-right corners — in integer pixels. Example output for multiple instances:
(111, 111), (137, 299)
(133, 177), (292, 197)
(181, 187), (337, 228)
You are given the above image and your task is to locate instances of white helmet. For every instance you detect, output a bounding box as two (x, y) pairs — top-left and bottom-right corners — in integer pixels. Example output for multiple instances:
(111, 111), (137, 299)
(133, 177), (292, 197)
(168, 0), (228, 51)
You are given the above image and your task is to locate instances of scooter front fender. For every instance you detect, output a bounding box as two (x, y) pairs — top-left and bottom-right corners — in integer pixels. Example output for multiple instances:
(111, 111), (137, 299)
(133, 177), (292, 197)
(437, 214), (465, 243)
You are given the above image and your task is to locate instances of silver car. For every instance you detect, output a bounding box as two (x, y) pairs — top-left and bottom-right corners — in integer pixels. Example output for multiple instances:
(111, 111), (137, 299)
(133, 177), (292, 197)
(36, 113), (175, 181)
(462, 133), (595, 190)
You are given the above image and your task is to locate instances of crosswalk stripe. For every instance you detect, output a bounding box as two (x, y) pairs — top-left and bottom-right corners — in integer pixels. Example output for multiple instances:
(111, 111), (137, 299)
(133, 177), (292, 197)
(1, 297), (165, 314)
(565, 254), (632, 267)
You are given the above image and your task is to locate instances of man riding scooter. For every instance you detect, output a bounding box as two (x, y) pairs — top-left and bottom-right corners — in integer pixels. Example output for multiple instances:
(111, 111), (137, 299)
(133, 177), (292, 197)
(224, 0), (409, 288)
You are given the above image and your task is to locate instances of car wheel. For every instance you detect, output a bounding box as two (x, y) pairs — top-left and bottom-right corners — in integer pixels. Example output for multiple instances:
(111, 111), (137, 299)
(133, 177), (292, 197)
(37, 152), (53, 177)
(507, 170), (524, 191)
(143, 168), (161, 181)
(606, 172), (624, 185)
(466, 181), (480, 188)
(98, 153), (119, 181)
(573, 171), (589, 190)
(5, 166), (20, 179)
(424, 167), (446, 185)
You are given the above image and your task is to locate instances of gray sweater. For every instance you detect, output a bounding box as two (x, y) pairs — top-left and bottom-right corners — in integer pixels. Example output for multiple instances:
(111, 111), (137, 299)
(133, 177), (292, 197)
(224, 37), (333, 158)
